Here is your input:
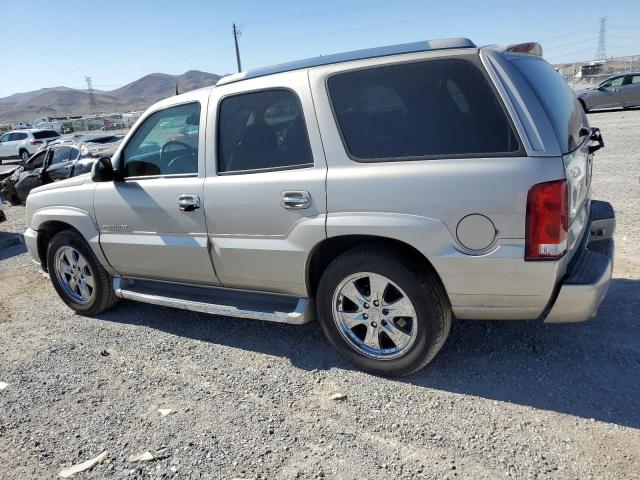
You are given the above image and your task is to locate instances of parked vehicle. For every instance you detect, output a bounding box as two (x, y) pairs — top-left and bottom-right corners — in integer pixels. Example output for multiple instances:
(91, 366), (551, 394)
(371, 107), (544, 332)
(0, 129), (60, 163)
(1, 137), (121, 204)
(577, 72), (640, 111)
(24, 38), (614, 375)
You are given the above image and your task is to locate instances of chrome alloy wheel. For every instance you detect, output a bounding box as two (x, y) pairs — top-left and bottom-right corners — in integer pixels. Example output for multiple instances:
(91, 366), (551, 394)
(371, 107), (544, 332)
(332, 272), (418, 360)
(54, 246), (95, 304)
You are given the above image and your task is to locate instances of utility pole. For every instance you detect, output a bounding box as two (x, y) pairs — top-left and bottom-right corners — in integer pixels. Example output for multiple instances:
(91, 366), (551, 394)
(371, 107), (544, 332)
(595, 17), (607, 61)
(232, 22), (242, 73)
(85, 76), (97, 116)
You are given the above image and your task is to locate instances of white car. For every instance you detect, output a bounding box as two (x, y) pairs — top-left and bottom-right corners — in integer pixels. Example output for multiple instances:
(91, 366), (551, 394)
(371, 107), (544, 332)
(0, 129), (61, 163)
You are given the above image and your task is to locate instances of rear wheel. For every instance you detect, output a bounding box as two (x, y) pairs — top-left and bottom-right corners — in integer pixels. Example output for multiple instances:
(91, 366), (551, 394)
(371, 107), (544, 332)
(47, 230), (119, 315)
(316, 246), (452, 376)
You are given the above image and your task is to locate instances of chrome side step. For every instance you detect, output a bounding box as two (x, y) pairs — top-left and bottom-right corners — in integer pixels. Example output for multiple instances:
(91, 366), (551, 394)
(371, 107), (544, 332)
(113, 278), (312, 324)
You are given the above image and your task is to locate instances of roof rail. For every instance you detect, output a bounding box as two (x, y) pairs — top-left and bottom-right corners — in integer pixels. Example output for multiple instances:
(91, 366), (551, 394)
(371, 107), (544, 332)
(216, 38), (475, 86)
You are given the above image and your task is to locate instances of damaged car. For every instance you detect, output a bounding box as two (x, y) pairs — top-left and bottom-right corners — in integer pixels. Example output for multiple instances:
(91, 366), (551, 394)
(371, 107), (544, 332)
(1, 137), (122, 205)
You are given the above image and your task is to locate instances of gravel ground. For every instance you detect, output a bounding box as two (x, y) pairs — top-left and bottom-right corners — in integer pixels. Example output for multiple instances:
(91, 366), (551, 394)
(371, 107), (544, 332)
(1, 109), (639, 480)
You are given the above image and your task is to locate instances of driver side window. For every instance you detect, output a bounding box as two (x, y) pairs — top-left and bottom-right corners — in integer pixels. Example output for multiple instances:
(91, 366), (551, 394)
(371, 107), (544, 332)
(602, 77), (624, 88)
(122, 102), (200, 178)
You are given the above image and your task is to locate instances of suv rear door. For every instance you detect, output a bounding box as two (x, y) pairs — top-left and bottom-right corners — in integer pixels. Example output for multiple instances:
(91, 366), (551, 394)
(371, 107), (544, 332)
(203, 70), (327, 296)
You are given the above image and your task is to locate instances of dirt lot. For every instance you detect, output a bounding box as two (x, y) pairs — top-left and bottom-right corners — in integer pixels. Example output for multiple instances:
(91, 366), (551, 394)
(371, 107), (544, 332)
(1, 109), (639, 480)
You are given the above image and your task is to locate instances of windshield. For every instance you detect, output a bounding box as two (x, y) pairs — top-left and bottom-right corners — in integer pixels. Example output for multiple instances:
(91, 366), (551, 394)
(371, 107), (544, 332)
(511, 57), (589, 153)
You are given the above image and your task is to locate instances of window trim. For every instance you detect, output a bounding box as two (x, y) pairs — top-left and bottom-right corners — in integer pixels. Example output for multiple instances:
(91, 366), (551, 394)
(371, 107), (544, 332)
(325, 55), (525, 163)
(215, 86), (315, 176)
(118, 100), (202, 180)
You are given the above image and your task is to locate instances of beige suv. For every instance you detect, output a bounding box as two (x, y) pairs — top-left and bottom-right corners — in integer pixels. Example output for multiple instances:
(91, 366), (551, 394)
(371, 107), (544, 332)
(24, 38), (614, 375)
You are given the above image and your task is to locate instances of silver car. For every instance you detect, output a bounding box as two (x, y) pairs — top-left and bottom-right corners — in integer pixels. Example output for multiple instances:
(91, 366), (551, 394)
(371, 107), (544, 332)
(24, 38), (615, 375)
(577, 72), (640, 112)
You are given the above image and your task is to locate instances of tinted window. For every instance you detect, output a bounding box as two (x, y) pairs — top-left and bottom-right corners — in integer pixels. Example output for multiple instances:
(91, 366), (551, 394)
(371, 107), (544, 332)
(512, 57), (589, 153)
(218, 89), (313, 173)
(32, 130), (60, 139)
(123, 102), (200, 177)
(601, 76), (624, 88)
(10, 132), (28, 141)
(328, 59), (519, 160)
(51, 146), (74, 164)
(630, 75), (640, 85)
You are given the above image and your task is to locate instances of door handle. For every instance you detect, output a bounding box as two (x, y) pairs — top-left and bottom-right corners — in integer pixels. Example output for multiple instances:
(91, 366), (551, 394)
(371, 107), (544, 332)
(281, 191), (311, 209)
(177, 194), (200, 212)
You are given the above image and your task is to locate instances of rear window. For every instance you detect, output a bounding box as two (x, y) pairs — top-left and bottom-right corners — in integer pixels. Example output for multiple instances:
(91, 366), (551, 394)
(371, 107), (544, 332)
(327, 58), (520, 161)
(33, 130), (60, 139)
(511, 57), (589, 153)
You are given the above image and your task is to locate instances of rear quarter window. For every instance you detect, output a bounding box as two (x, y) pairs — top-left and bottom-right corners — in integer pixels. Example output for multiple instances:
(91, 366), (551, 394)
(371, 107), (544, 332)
(510, 57), (589, 153)
(327, 58), (521, 161)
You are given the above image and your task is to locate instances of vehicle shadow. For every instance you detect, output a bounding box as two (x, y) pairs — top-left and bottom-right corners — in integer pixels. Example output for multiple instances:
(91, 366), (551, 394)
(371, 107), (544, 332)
(97, 277), (640, 429)
(0, 232), (26, 260)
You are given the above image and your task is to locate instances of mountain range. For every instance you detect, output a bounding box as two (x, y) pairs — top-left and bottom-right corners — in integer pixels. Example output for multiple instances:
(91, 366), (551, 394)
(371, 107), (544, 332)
(0, 70), (222, 122)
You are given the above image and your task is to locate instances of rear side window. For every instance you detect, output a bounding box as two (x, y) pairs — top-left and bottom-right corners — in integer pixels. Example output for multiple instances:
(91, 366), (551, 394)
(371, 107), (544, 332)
(217, 89), (313, 173)
(630, 75), (640, 85)
(33, 130), (60, 139)
(511, 57), (589, 153)
(327, 59), (520, 161)
(11, 132), (28, 141)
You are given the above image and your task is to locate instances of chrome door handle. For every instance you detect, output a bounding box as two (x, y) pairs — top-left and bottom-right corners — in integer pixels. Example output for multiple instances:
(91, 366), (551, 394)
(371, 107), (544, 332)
(281, 191), (311, 209)
(177, 194), (200, 212)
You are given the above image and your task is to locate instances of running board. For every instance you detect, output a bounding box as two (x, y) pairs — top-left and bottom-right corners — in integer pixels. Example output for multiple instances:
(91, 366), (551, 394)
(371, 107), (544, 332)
(113, 278), (312, 324)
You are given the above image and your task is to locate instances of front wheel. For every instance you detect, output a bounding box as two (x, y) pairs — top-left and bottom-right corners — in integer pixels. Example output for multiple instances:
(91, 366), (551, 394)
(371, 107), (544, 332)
(20, 150), (30, 162)
(316, 246), (452, 376)
(47, 230), (119, 315)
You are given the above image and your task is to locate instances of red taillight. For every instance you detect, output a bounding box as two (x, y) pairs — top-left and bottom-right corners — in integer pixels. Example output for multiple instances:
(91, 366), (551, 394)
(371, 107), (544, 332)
(30, 140), (43, 145)
(506, 42), (543, 56)
(525, 180), (568, 260)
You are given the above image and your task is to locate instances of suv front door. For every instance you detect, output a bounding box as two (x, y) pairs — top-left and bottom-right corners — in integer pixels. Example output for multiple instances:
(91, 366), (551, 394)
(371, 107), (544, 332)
(204, 72), (327, 296)
(94, 96), (221, 285)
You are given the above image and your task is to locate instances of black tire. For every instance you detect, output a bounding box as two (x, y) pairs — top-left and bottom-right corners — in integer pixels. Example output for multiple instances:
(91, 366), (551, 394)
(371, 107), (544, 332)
(15, 175), (42, 204)
(316, 245), (452, 376)
(7, 194), (21, 206)
(46, 229), (119, 315)
(19, 150), (30, 162)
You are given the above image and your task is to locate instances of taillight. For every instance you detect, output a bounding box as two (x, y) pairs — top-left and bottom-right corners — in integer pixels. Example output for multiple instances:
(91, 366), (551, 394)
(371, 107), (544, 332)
(525, 180), (568, 260)
(30, 140), (43, 145)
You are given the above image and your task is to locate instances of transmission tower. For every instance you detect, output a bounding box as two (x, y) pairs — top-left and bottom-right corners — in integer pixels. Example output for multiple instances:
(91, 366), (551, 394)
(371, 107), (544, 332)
(85, 76), (98, 115)
(595, 17), (607, 60)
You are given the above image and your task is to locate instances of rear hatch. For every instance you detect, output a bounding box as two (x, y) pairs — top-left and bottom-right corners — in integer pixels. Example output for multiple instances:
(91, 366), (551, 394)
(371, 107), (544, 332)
(510, 56), (592, 256)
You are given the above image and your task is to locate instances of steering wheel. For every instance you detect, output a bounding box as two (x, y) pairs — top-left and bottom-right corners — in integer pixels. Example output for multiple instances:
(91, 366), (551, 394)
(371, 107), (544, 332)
(161, 140), (194, 164)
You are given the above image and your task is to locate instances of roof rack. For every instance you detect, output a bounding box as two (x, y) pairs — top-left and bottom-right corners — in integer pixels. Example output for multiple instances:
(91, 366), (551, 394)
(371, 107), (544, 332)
(216, 38), (475, 86)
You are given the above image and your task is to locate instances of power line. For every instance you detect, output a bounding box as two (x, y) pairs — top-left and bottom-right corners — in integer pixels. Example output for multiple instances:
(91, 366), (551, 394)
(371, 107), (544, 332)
(540, 28), (596, 42)
(544, 37), (598, 51)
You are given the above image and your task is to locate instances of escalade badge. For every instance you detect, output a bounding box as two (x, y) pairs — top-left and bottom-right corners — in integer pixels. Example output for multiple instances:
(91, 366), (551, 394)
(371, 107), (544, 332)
(101, 224), (129, 231)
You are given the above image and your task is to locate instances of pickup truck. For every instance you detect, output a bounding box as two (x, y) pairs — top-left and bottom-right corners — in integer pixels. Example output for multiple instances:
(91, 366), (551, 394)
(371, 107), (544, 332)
(24, 38), (615, 375)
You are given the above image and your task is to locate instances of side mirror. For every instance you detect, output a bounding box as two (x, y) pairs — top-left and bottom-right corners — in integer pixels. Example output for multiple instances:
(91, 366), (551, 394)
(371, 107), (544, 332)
(597, 85), (608, 91)
(91, 157), (118, 182)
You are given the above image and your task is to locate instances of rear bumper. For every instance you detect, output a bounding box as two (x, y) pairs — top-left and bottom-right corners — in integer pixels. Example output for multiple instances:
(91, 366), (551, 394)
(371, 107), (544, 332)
(544, 200), (615, 323)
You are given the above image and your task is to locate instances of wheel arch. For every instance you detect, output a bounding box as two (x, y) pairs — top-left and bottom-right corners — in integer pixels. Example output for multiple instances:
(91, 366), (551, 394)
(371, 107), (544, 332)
(306, 234), (446, 298)
(36, 220), (82, 272)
